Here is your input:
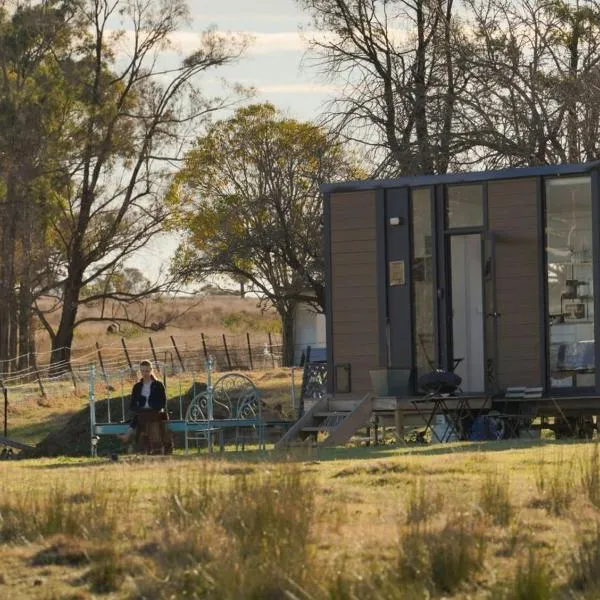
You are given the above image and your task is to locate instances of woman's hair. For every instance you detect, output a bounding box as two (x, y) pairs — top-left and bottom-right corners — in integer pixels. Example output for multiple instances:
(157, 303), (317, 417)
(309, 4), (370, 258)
(140, 359), (153, 369)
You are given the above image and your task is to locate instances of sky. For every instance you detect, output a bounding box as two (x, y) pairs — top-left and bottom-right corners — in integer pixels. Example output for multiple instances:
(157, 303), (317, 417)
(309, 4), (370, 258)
(133, 0), (336, 277)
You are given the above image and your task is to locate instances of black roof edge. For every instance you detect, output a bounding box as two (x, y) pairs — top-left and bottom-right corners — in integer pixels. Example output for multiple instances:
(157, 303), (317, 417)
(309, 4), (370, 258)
(320, 160), (600, 194)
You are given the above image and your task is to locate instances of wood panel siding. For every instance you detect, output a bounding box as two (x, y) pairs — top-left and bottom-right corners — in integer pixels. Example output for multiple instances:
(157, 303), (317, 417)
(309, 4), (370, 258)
(330, 191), (379, 394)
(488, 179), (542, 387)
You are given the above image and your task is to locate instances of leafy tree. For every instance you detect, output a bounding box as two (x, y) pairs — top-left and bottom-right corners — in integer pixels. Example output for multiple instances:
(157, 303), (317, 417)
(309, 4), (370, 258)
(0, 0), (82, 370)
(168, 103), (363, 365)
(27, 0), (246, 371)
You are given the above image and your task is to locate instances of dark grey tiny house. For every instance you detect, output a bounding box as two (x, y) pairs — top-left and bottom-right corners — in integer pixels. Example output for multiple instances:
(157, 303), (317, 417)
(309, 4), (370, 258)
(323, 162), (600, 399)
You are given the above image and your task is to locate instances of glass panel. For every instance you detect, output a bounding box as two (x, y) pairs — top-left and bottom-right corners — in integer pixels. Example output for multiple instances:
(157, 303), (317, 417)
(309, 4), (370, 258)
(447, 184), (483, 228)
(483, 234), (499, 393)
(411, 188), (435, 380)
(451, 234), (484, 392)
(546, 176), (594, 388)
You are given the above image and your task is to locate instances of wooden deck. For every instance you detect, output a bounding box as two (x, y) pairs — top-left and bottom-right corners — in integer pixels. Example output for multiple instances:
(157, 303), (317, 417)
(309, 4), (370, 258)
(305, 394), (600, 421)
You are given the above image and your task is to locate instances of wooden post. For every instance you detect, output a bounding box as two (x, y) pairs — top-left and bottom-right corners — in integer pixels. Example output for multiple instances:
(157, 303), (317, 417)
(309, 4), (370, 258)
(3, 385), (7, 438)
(30, 351), (46, 399)
(95, 342), (109, 386)
(149, 336), (158, 365)
(121, 338), (133, 371)
(170, 335), (185, 371)
(222, 334), (232, 370)
(268, 333), (275, 368)
(201, 333), (208, 361)
(246, 332), (254, 370)
(395, 408), (405, 444)
(68, 363), (78, 391)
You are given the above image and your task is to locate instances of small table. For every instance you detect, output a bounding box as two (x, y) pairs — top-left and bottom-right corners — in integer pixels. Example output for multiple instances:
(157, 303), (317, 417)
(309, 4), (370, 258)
(411, 394), (489, 442)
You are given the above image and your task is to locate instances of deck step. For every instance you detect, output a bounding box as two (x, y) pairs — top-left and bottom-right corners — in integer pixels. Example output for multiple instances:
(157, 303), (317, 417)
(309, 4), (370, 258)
(301, 426), (336, 432)
(314, 412), (350, 418)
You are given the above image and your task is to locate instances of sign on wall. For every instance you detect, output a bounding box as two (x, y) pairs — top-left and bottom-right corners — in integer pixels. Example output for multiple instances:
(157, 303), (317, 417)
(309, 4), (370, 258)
(389, 260), (406, 286)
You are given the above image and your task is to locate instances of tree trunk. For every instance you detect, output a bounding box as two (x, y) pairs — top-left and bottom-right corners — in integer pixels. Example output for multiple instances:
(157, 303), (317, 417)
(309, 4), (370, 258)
(17, 281), (33, 370)
(0, 173), (19, 374)
(50, 269), (83, 373)
(279, 305), (296, 367)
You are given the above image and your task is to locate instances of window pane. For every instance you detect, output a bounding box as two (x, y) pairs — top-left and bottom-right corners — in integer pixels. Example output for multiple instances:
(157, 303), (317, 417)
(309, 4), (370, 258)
(546, 177), (594, 388)
(411, 188), (435, 380)
(447, 185), (483, 228)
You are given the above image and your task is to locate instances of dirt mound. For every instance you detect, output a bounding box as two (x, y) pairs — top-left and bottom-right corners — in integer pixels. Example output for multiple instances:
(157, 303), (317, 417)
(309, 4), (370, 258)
(25, 381), (285, 457)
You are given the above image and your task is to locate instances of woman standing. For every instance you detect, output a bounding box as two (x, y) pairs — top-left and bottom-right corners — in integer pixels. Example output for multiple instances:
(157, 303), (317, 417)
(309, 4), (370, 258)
(128, 360), (173, 454)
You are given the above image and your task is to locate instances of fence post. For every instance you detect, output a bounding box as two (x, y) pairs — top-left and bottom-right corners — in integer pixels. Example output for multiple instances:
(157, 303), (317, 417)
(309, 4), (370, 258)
(3, 384), (7, 438)
(30, 351), (46, 400)
(89, 364), (98, 458)
(96, 342), (109, 387)
(222, 334), (232, 370)
(246, 333), (254, 370)
(268, 333), (275, 368)
(149, 336), (158, 365)
(121, 338), (133, 372)
(201, 333), (208, 361)
(171, 335), (185, 372)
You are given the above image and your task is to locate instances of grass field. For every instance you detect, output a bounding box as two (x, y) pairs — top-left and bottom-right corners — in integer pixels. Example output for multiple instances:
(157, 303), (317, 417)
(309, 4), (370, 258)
(3, 439), (600, 598)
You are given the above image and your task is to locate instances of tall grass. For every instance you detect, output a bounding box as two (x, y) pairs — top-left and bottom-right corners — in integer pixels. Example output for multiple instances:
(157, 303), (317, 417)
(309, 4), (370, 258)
(0, 479), (126, 542)
(510, 549), (554, 600)
(405, 477), (444, 525)
(145, 464), (317, 599)
(570, 523), (600, 591)
(534, 452), (575, 515)
(580, 443), (600, 508)
(480, 469), (513, 526)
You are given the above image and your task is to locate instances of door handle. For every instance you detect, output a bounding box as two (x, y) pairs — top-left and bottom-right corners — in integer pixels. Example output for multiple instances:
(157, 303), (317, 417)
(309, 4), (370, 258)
(486, 312), (501, 318)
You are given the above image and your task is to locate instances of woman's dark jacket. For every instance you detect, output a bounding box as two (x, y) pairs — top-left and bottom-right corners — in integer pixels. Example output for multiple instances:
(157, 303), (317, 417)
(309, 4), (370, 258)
(130, 377), (167, 412)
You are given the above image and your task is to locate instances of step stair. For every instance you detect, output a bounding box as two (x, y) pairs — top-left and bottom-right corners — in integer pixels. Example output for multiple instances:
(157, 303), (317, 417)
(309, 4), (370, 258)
(275, 394), (374, 449)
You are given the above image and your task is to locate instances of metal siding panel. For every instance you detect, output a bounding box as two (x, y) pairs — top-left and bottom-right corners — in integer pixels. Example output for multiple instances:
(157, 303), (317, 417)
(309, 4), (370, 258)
(488, 178), (542, 387)
(330, 191), (379, 395)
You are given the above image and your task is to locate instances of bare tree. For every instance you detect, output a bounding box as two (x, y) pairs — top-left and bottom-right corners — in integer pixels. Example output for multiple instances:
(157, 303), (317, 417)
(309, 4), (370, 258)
(298, 0), (470, 176)
(460, 0), (600, 167)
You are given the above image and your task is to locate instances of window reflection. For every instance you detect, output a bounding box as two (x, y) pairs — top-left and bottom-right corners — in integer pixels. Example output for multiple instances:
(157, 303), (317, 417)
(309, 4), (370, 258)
(411, 188), (435, 380)
(546, 177), (594, 388)
(447, 185), (483, 228)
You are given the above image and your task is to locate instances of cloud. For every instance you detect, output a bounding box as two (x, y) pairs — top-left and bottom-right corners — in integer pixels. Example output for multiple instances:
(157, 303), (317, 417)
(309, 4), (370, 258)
(257, 83), (339, 95)
(166, 30), (310, 55)
(107, 28), (340, 61)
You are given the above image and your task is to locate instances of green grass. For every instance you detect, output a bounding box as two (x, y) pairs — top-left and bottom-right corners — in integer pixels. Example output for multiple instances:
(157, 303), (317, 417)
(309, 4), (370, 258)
(3, 439), (600, 597)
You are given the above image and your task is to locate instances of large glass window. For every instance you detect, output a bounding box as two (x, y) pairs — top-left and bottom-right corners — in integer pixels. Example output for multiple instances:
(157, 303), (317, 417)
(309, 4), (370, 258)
(411, 188), (435, 379)
(546, 177), (594, 388)
(447, 185), (484, 228)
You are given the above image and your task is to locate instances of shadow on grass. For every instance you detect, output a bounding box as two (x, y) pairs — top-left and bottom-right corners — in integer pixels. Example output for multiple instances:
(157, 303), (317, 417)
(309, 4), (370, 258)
(21, 436), (592, 470)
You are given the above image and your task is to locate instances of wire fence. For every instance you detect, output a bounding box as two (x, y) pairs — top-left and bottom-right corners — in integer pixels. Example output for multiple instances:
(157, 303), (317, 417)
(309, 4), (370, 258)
(0, 331), (284, 407)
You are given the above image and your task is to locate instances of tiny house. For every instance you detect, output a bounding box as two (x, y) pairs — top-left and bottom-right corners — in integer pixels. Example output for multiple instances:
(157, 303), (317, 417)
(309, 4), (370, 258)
(322, 162), (600, 399)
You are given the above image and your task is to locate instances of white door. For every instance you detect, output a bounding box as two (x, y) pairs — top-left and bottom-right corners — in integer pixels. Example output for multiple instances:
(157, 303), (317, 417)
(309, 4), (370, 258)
(450, 234), (485, 392)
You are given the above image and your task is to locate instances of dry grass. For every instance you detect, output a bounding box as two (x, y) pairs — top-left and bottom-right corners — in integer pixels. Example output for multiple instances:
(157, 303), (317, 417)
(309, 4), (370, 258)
(2, 440), (600, 597)
(33, 295), (281, 362)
